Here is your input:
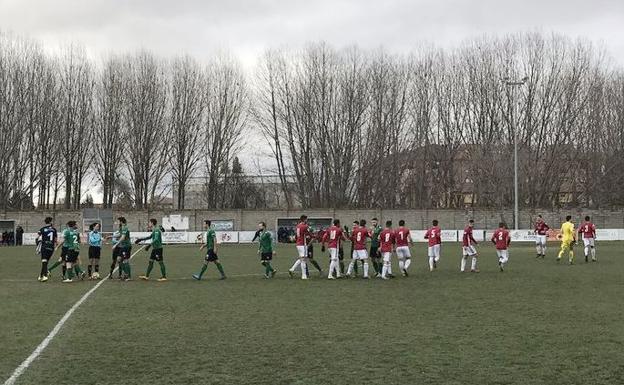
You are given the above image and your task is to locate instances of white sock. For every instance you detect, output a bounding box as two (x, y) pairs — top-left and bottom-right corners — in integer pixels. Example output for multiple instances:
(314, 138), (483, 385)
(460, 256), (467, 271)
(290, 259), (301, 272)
(543, 246), (547, 255)
(328, 260), (336, 278)
(381, 263), (388, 278)
(429, 257), (434, 271)
(398, 259), (404, 271)
(591, 248), (596, 259)
(300, 260), (307, 278)
(404, 258), (411, 270)
(363, 262), (369, 278)
(471, 257), (477, 270)
(387, 263), (392, 275)
(347, 260), (355, 275)
(585, 246), (589, 257)
(434, 255), (440, 262)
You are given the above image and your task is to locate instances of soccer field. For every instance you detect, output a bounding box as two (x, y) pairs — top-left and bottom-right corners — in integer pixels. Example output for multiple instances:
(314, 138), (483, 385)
(1, 242), (623, 385)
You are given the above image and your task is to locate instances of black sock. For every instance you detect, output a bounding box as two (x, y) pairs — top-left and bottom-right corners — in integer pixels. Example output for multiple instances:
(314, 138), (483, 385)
(311, 259), (322, 272)
(339, 261), (345, 273)
(40, 261), (48, 277)
(95, 264), (99, 273)
(62, 265), (67, 277)
(88, 266), (92, 276)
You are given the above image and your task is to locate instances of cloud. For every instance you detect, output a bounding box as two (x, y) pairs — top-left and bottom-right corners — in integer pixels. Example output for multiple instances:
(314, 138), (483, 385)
(0, 0), (622, 67)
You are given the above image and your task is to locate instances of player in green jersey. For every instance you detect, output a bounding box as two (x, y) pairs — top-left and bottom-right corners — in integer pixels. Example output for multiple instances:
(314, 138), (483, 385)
(369, 217), (383, 277)
(107, 225), (122, 279)
(257, 222), (277, 278)
(112, 216), (132, 281)
(62, 221), (85, 283)
(192, 220), (226, 280)
(137, 218), (167, 282)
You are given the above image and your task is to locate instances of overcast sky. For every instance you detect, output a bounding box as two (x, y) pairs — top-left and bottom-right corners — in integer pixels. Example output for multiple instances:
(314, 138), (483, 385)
(1, 0), (623, 69)
(2, 0), (623, 201)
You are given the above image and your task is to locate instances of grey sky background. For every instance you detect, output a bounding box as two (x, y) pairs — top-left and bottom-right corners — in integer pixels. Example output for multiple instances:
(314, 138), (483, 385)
(1, 0), (623, 200)
(1, 0), (623, 68)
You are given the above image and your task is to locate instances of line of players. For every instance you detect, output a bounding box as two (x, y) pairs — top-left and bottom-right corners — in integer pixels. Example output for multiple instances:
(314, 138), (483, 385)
(34, 213), (598, 283)
(284, 214), (599, 280)
(36, 216), (229, 283)
(284, 215), (511, 280)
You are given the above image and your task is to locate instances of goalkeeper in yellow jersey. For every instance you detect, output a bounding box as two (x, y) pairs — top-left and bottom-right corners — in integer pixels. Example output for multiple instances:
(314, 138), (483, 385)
(557, 215), (577, 264)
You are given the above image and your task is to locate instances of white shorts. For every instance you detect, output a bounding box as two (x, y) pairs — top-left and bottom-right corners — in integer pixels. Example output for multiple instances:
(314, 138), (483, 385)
(296, 245), (308, 258)
(396, 246), (411, 259)
(496, 250), (509, 259)
(382, 252), (392, 263)
(463, 245), (477, 256)
(354, 249), (368, 260)
(535, 235), (547, 245)
(428, 244), (441, 258)
(583, 238), (595, 247)
(329, 248), (339, 260)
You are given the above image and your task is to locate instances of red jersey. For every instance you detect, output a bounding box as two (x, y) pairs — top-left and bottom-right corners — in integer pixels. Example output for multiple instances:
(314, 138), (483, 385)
(578, 222), (596, 239)
(379, 228), (395, 253)
(462, 226), (477, 247)
(395, 227), (410, 247)
(534, 221), (550, 236)
(492, 228), (510, 250)
(425, 226), (442, 246)
(352, 227), (370, 250)
(322, 226), (344, 248)
(295, 222), (310, 246)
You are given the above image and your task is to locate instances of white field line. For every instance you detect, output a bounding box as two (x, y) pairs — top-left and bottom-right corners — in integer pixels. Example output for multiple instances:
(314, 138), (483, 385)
(3, 246), (145, 385)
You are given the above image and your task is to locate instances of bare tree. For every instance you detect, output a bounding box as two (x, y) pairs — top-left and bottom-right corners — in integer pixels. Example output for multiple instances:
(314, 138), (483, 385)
(202, 55), (247, 208)
(169, 56), (204, 209)
(122, 52), (170, 209)
(94, 56), (125, 208)
(56, 44), (95, 209)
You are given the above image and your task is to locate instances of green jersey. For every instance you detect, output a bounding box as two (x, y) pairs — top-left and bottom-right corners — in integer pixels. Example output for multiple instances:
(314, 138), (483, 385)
(258, 231), (273, 253)
(111, 230), (120, 246)
(63, 228), (80, 250)
(370, 225), (382, 247)
(205, 229), (216, 250)
(119, 225), (131, 248)
(151, 227), (163, 249)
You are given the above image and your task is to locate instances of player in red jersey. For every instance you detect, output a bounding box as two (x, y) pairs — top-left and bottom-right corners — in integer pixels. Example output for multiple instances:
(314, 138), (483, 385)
(322, 219), (349, 279)
(578, 215), (597, 262)
(395, 220), (412, 276)
(534, 215), (550, 259)
(288, 215), (311, 280)
(491, 222), (511, 271)
(379, 220), (396, 280)
(461, 219), (479, 273)
(346, 219), (371, 278)
(425, 220), (442, 272)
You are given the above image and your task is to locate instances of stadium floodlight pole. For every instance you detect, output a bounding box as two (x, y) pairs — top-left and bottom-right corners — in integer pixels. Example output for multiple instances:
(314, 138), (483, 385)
(503, 76), (528, 230)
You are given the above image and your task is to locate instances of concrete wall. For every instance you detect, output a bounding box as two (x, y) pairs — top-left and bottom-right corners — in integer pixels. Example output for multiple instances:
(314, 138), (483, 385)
(4, 208), (624, 232)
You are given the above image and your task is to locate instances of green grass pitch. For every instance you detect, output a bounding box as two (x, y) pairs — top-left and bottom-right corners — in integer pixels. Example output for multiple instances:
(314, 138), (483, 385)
(1, 242), (623, 385)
